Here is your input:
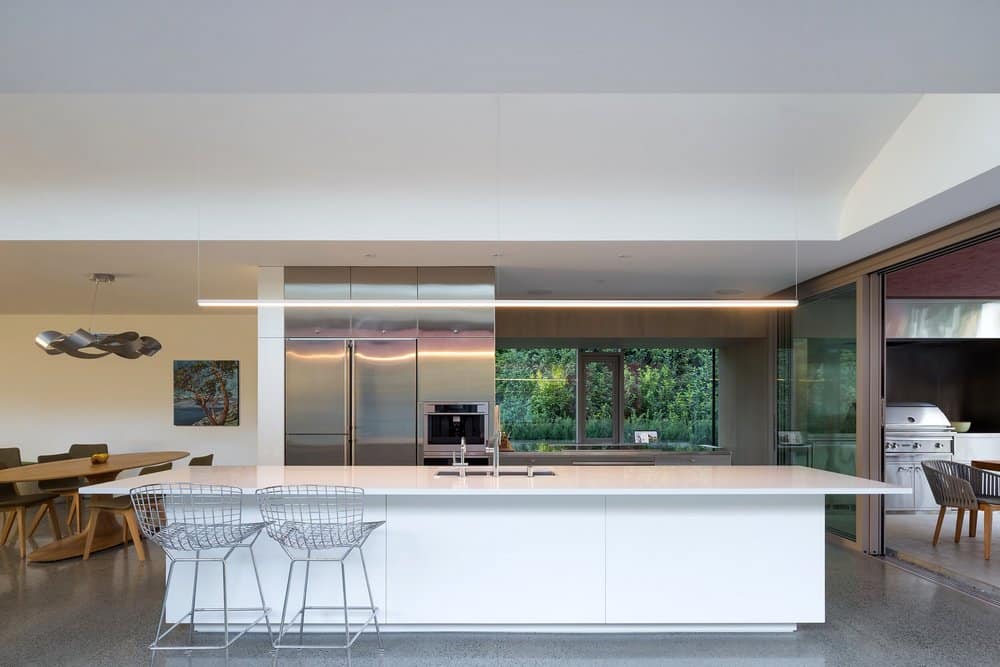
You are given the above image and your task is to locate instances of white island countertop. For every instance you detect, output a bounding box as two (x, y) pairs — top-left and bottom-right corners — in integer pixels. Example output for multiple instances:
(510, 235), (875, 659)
(80, 464), (907, 497)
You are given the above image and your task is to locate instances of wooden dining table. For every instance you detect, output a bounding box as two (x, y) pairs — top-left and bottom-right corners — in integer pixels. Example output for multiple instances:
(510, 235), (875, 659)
(0, 451), (188, 562)
(972, 460), (1000, 473)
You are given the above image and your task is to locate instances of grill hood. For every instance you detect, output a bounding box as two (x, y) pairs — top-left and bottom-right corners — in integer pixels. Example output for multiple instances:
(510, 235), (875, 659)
(885, 402), (953, 432)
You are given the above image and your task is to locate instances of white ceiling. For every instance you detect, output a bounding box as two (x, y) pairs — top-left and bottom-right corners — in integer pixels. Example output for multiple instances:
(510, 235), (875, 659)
(2, 1), (999, 93)
(0, 94), (919, 242)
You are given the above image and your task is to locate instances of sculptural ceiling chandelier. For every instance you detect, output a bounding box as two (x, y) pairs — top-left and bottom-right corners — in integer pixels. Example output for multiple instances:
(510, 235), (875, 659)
(35, 273), (162, 359)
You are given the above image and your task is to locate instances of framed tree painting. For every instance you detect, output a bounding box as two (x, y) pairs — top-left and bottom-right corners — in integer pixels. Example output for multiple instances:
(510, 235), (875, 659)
(173, 360), (240, 426)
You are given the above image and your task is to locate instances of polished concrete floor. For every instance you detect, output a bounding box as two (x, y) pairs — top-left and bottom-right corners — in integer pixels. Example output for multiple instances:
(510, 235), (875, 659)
(4, 510), (1000, 666)
(885, 509), (1000, 590)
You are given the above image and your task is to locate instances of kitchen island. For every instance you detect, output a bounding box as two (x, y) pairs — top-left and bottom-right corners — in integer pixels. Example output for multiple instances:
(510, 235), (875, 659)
(81, 465), (905, 633)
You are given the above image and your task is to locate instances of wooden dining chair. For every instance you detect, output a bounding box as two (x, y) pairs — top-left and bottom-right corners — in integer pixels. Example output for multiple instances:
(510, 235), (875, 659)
(923, 460), (999, 560)
(34, 452), (84, 534)
(68, 443), (109, 457)
(188, 453), (214, 466)
(82, 462), (172, 562)
(0, 463), (62, 559)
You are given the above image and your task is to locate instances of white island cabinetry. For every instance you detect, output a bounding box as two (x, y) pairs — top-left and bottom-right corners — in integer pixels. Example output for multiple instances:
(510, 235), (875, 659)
(81, 465), (906, 633)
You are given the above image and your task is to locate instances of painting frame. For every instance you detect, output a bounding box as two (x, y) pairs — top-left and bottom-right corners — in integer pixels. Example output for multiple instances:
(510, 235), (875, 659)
(173, 360), (240, 427)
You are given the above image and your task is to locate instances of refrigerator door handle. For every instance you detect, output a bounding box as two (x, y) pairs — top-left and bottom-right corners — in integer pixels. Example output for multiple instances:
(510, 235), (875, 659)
(348, 340), (356, 466)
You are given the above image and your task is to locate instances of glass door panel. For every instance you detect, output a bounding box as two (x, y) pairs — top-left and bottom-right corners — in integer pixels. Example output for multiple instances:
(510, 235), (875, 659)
(777, 284), (858, 539)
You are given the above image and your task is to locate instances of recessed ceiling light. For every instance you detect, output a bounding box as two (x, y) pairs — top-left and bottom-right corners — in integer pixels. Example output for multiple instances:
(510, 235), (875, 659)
(527, 288), (553, 296)
(714, 288), (745, 296)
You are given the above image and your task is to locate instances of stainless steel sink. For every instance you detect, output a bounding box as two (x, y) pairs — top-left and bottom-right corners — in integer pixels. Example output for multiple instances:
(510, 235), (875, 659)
(435, 467), (555, 478)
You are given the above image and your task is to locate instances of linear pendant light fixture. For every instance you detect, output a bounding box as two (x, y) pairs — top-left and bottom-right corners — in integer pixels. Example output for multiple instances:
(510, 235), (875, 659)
(198, 298), (798, 309)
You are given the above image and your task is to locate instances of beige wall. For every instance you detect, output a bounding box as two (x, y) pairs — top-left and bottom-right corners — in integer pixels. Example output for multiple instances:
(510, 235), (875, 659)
(717, 339), (772, 465)
(0, 314), (258, 466)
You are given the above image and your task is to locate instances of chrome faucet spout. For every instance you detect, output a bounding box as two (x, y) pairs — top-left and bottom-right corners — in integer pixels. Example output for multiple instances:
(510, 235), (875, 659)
(452, 436), (469, 477)
(484, 432), (500, 476)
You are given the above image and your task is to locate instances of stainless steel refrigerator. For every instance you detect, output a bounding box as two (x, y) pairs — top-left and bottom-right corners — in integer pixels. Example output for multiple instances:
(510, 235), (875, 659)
(285, 339), (417, 465)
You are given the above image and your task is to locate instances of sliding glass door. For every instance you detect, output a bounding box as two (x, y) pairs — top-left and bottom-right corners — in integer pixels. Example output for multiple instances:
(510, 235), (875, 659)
(777, 284), (859, 540)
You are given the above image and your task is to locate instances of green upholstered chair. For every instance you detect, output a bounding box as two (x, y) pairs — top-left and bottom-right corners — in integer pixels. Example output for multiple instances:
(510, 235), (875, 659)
(82, 462), (172, 561)
(40, 444), (108, 534)
(188, 454), (214, 466)
(0, 461), (62, 559)
(68, 443), (109, 458)
(35, 452), (84, 534)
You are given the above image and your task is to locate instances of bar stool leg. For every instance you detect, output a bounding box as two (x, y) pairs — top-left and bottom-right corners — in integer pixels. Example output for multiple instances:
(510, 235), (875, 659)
(359, 549), (384, 651)
(340, 560), (351, 666)
(248, 547), (273, 643)
(188, 553), (200, 644)
(275, 560), (297, 651)
(221, 559), (230, 651)
(152, 559), (178, 649)
(300, 557), (311, 643)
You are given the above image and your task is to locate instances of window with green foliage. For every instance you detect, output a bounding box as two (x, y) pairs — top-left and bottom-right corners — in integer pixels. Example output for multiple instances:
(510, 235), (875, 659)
(495, 347), (717, 448)
(623, 349), (716, 445)
(495, 348), (577, 444)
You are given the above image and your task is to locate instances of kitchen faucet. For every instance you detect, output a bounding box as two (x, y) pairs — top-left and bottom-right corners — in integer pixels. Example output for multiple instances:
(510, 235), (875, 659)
(451, 436), (469, 477)
(484, 431), (501, 476)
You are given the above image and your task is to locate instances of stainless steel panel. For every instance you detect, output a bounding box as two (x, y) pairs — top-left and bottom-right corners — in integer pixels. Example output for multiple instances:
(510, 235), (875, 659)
(884, 459), (914, 511)
(354, 442), (416, 466)
(284, 267), (352, 337)
(285, 339), (349, 434)
(353, 339), (417, 463)
(417, 337), (495, 444)
(285, 434), (348, 466)
(884, 402), (953, 430)
(350, 267), (419, 338)
(417, 266), (495, 337)
(886, 299), (1000, 339)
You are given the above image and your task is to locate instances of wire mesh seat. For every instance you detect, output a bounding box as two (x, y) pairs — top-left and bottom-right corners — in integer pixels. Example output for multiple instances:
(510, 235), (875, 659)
(256, 484), (385, 659)
(128, 483), (272, 655)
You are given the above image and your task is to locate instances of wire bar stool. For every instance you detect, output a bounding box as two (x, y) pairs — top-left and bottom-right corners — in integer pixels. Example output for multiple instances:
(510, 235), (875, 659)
(256, 484), (384, 661)
(129, 483), (272, 656)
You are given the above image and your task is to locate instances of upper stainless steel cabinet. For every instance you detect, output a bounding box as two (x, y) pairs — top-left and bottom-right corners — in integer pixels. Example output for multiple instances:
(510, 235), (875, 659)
(417, 267), (495, 337)
(284, 267), (352, 337)
(350, 267), (419, 338)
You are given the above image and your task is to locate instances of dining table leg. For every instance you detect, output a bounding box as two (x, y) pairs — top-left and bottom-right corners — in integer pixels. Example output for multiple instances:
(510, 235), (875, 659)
(27, 472), (127, 563)
(1, 511), (14, 545)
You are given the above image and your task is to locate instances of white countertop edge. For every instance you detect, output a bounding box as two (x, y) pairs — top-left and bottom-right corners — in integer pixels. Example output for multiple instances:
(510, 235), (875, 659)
(78, 465), (909, 497)
(81, 486), (908, 496)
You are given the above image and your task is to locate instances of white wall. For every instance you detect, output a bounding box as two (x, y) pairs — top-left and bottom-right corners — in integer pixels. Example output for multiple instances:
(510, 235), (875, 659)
(256, 267), (284, 465)
(0, 314), (258, 466)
